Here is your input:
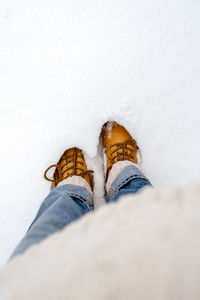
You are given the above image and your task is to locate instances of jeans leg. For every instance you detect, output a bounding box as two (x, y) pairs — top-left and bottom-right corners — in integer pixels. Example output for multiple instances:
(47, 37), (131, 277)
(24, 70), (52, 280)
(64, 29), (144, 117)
(10, 184), (92, 260)
(106, 165), (152, 203)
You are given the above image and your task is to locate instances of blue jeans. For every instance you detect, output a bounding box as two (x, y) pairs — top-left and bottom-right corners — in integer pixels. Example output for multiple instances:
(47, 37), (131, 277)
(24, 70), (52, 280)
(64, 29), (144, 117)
(10, 165), (151, 260)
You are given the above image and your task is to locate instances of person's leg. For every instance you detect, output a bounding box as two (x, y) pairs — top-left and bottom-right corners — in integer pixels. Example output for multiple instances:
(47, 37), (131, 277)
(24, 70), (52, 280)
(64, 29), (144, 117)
(10, 147), (93, 261)
(106, 162), (152, 203)
(101, 121), (152, 202)
(10, 183), (92, 260)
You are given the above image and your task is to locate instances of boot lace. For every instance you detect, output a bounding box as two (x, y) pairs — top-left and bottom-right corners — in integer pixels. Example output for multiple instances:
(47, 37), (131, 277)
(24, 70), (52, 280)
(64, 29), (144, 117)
(44, 150), (93, 183)
(107, 139), (138, 176)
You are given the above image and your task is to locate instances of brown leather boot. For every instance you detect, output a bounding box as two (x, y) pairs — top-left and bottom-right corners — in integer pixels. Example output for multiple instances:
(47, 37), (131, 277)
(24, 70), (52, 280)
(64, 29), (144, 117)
(101, 121), (139, 180)
(44, 147), (93, 188)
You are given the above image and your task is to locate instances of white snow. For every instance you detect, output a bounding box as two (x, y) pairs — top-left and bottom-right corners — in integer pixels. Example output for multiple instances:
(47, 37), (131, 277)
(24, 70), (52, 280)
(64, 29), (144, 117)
(0, 0), (200, 266)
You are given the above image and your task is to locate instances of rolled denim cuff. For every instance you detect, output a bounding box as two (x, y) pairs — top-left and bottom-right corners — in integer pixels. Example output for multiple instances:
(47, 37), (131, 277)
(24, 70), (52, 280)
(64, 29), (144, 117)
(53, 184), (93, 208)
(106, 165), (149, 201)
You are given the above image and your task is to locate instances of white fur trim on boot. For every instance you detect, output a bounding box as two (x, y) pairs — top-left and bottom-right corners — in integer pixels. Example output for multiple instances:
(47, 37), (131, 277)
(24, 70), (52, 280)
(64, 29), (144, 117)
(106, 161), (142, 192)
(57, 176), (92, 195)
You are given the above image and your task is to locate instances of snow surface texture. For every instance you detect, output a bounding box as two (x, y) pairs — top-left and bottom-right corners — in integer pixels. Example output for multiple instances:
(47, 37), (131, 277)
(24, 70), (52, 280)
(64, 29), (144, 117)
(0, 0), (200, 266)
